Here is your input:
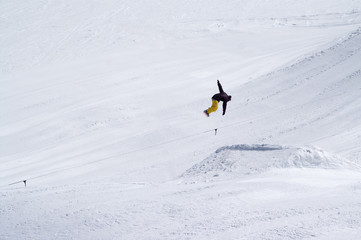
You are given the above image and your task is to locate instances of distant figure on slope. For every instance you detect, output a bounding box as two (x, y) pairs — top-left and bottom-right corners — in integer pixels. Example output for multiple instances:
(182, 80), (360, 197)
(204, 80), (232, 117)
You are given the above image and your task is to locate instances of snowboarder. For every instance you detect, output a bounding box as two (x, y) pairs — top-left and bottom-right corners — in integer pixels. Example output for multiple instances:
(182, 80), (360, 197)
(204, 80), (232, 117)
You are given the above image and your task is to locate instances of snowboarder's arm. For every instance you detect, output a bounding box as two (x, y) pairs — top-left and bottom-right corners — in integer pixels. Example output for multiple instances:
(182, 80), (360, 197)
(222, 101), (227, 115)
(217, 80), (224, 93)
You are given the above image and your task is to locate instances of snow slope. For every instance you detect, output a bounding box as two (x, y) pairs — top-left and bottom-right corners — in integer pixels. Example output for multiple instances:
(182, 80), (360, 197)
(1, 146), (361, 239)
(1, 0), (361, 239)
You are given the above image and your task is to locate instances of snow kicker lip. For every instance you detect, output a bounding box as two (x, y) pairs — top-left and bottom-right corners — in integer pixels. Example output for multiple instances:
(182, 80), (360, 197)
(215, 144), (283, 154)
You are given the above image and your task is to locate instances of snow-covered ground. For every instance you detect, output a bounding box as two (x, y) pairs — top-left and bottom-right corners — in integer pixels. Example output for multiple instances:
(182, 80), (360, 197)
(1, 1), (361, 239)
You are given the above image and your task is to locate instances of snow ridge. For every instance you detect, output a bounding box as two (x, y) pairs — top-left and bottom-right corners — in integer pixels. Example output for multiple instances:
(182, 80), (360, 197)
(255, 27), (361, 87)
(182, 145), (359, 181)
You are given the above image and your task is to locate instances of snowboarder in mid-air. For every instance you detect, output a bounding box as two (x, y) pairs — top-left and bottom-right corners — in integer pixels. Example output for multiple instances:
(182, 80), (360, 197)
(204, 80), (232, 117)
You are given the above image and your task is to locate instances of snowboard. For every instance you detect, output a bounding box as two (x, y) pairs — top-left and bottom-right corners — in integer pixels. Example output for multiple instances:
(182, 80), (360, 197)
(203, 110), (209, 117)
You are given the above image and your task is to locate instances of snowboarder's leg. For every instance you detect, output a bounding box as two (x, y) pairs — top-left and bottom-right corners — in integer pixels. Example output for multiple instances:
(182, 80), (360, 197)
(206, 100), (219, 114)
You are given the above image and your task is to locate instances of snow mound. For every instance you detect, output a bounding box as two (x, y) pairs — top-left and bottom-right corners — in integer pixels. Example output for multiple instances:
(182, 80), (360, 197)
(182, 144), (359, 180)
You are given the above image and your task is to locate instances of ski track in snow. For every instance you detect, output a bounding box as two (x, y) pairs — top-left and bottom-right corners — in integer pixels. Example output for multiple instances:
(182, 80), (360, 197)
(2, 0), (361, 239)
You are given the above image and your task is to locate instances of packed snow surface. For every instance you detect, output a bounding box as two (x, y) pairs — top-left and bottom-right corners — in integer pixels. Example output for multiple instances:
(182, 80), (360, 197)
(1, 0), (361, 239)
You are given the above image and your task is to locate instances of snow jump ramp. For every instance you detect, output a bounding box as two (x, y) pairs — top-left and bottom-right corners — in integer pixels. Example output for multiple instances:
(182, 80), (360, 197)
(182, 144), (360, 181)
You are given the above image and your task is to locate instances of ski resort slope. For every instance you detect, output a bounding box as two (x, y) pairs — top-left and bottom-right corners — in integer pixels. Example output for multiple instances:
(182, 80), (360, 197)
(1, 0), (361, 239)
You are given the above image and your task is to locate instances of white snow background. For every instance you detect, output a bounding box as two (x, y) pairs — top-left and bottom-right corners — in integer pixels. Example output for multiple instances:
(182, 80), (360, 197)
(1, 0), (361, 239)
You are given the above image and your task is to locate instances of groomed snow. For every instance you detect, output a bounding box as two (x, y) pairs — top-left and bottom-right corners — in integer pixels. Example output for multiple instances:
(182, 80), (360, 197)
(1, 0), (361, 239)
